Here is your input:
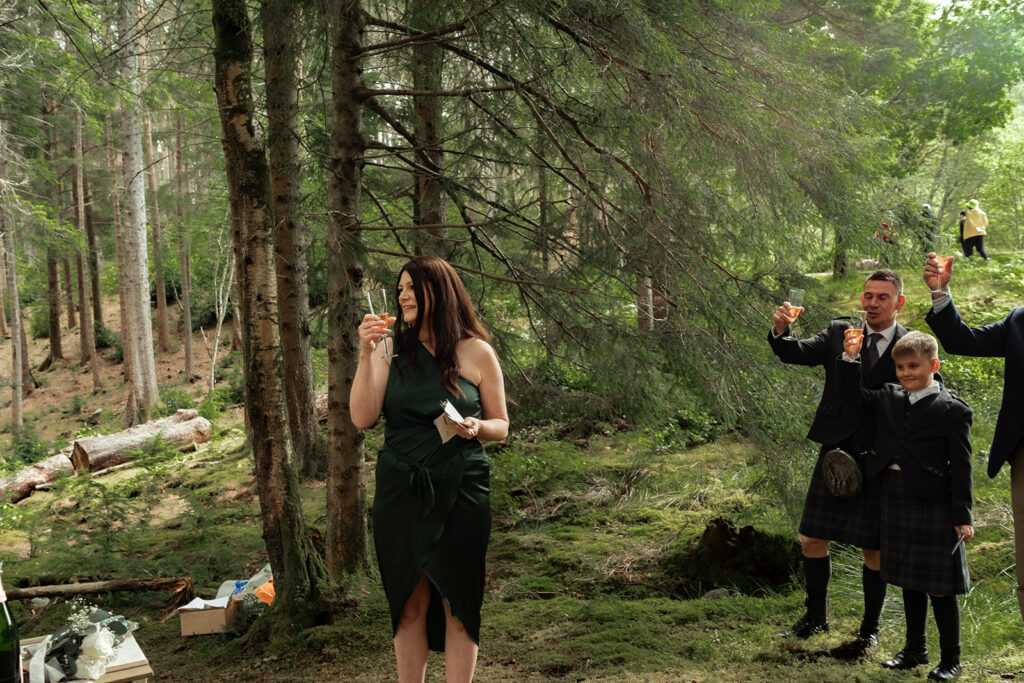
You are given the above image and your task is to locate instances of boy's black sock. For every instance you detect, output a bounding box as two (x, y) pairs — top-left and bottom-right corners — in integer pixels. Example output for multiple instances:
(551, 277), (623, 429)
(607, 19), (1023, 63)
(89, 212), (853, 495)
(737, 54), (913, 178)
(804, 555), (831, 622)
(903, 588), (928, 651)
(929, 594), (961, 657)
(860, 564), (886, 637)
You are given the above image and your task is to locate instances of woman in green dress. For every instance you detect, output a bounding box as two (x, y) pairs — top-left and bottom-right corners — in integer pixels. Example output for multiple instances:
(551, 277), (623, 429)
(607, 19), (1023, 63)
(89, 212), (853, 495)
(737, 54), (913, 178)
(351, 256), (509, 682)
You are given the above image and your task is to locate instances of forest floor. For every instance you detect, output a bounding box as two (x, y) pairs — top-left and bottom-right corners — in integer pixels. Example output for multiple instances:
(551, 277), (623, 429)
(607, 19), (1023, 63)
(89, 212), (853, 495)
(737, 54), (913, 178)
(3, 258), (1024, 681)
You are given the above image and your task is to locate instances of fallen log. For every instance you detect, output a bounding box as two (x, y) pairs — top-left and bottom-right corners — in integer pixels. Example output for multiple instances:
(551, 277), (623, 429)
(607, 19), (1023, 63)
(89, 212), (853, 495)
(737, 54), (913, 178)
(0, 452), (74, 504)
(5, 576), (195, 607)
(71, 409), (212, 472)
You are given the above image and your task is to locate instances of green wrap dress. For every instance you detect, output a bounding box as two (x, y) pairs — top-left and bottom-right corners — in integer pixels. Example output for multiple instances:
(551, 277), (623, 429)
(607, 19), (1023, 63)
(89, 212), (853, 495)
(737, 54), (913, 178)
(373, 342), (491, 652)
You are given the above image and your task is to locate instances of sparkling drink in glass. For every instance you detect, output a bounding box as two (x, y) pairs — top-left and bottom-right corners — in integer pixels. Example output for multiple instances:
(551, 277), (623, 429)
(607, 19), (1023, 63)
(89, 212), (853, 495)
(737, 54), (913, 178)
(366, 288), (396, 359)
(849, 310), (866, 343)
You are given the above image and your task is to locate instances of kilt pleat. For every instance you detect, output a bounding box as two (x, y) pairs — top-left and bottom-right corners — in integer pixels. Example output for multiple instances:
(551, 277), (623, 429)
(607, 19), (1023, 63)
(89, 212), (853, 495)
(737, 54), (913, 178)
(880, 469), (969, 595)
(798, 446), (883, 550)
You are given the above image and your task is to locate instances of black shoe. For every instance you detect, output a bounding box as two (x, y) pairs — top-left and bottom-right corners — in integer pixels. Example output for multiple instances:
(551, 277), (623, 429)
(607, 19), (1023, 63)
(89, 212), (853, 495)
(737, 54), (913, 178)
(881, 647), (929, 670)
(777, 613), (829, 638)
(928, 660), (962, 680)
(856, 631), (878, 648)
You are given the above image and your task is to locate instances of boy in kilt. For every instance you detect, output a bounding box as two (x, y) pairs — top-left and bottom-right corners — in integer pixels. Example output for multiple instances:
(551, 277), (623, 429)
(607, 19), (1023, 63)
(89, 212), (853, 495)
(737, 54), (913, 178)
(768, 270), (908, 642)
(840, 330), (973, 681)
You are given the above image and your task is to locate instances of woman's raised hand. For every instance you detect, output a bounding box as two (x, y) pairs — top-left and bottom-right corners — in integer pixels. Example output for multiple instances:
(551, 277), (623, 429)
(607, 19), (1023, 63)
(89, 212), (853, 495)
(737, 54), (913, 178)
(358, 313), (394, 355)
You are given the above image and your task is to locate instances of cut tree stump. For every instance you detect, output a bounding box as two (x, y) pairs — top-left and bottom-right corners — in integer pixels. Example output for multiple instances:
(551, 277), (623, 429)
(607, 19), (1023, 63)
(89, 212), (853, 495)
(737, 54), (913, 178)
(71, 409), (212, 472)
(0, 452), (74, 503)
(4, 576), (195, 607)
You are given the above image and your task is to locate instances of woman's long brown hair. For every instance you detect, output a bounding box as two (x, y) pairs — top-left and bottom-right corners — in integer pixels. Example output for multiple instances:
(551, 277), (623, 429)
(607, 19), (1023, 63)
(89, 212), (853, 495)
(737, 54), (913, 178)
(394, 256), (490, 396)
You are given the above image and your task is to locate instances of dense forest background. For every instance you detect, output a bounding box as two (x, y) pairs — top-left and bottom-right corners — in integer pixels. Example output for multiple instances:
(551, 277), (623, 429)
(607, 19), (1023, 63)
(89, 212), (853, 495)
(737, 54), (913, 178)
(2, 0), (1024, 678)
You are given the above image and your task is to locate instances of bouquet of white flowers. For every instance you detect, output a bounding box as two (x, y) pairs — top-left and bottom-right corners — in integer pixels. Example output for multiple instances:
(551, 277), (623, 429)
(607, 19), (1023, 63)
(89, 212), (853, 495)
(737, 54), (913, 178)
(26, 600), (137, 682)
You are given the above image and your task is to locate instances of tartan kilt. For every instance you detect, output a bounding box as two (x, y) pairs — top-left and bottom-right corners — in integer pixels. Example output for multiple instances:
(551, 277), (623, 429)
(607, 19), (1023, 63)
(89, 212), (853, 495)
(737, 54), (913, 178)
(880, 469), (969, 595)
(798, 445), (883, 549)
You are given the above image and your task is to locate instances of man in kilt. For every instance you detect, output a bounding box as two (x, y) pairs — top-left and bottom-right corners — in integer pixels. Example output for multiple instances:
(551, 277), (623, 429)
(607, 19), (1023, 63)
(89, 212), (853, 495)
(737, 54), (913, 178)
(839, 330), (972, 680)
(925, 252), (1024, 624)
(768, 269), (908, 642)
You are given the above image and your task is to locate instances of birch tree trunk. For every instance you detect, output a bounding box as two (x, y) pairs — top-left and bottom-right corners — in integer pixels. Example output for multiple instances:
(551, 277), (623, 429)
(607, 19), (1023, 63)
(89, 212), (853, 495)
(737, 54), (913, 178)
(118, 0), (159, 422)
(263, 0), (323, 477)
(1, 159), (23, 435)
(326, 0), (369, 578)
(175, 117), (195, 381)
(213, 0), (328, 632)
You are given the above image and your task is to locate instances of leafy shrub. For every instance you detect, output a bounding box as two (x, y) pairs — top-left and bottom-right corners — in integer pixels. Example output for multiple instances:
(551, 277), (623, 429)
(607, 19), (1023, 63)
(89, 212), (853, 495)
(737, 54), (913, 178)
(214, 352), (245, 405)
(9, 424), (56, 466)
(94, 321), (118, 349)
(29, 302), (50, 339)
(160, 388), (196, 414)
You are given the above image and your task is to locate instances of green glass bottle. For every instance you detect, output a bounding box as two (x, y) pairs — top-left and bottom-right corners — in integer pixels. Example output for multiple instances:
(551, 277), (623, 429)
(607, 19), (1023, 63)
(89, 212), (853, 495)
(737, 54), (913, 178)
(0, 562), (21, 683)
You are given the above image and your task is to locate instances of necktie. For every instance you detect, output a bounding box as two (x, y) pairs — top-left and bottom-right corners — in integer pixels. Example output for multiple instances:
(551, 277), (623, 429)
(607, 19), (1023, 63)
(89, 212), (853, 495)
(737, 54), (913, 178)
(864, 332), (882, 367)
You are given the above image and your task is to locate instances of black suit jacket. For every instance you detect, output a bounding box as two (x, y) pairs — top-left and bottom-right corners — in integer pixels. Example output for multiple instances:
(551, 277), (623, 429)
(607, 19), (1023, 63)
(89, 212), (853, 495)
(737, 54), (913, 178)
(837, 360), (974, 525)
(768, 319), (908, 446)
(927, 301), (1024, 478)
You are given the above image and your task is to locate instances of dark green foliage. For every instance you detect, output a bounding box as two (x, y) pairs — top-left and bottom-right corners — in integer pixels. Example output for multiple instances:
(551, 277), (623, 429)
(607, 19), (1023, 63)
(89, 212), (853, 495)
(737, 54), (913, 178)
(28, 302), (50, 339)
(7, 424), (56, 467)
(93, 321), (118, 350)
(159, 388), (196, 414)
(213, 352), (245, 406)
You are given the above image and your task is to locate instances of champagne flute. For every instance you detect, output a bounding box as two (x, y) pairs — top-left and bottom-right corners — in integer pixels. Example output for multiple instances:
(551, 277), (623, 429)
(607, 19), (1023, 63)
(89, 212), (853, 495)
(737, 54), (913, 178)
(366, 288), (396, 359)
(933, 235), (952, 274)
(849, 309), (866, 345)
(783, 288), (805, 340)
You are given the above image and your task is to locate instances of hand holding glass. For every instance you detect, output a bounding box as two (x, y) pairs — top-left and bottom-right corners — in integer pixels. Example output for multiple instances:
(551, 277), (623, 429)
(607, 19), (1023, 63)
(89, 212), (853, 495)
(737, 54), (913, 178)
(849, 310), (866, 343)
(366, 288), (396, 359)
(787, 289), (805, 322)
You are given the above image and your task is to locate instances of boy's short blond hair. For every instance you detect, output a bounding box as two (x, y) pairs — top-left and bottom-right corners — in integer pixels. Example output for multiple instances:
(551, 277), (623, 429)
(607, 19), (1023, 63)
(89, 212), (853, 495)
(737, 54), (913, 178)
(891, 331), (939, 361)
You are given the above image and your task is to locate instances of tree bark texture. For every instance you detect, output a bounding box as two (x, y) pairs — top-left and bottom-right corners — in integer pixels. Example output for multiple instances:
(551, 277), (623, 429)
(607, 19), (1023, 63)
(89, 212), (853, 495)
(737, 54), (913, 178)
(213, 0), (327, 630)
(42, 102), (63, 359)
(72, 409), (211, 472)
(144, 116), (171, 352)
(263, 0), (323, 477)
(118, 0), (159, 420)
(0, 453), (73, 504)
(326, 0), (370, 579)
(410, 0), (446, 252)
(0, 160), (23, 434)
(106, 115), (130, 378)
(5, 577), (194, 607)
(75, 111), (99, 389)
(175, 117), (195, 382)
(83, 177), (104, 326)
(61, 256), (76, 329)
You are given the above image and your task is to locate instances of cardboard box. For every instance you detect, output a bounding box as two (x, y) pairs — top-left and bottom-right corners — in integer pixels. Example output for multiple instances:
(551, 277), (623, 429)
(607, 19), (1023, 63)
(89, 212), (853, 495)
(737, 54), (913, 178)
(177, 596), (241, 636)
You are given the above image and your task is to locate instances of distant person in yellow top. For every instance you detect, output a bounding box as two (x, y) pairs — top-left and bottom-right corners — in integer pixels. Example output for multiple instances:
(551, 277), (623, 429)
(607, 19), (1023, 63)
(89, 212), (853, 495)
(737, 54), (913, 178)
(961, 199), (990, 261)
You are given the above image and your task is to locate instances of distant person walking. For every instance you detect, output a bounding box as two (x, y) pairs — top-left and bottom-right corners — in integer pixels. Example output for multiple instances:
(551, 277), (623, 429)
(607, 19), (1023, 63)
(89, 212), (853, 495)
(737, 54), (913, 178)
(957, 210), (966, 247)
(962, 199), (990, 261)
(920, 204), (938, 249)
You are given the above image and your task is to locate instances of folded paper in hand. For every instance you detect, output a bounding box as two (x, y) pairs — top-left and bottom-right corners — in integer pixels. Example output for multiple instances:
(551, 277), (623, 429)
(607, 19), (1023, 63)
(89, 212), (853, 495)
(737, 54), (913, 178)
(434, 400), (464, 443)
